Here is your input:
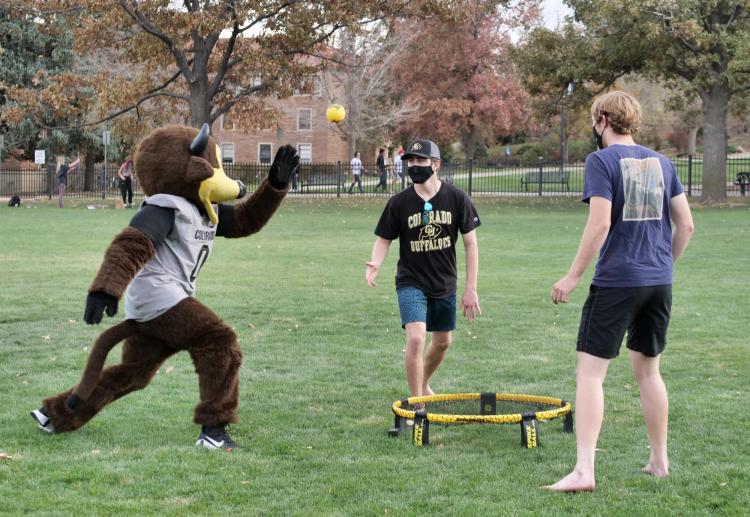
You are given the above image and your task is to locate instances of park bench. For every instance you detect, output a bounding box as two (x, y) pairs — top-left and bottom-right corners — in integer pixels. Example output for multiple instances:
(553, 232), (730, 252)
(521, 170), (570, 191)
(299, 173), (341, 192)
(734, 172), (750, 196)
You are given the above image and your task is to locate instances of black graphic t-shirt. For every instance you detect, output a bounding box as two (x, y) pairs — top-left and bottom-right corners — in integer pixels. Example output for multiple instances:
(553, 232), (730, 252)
(374, 182), (481, 298)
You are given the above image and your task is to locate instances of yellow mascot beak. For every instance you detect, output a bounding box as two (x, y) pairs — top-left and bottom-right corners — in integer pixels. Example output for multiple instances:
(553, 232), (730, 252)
(198, 145), (247, 224)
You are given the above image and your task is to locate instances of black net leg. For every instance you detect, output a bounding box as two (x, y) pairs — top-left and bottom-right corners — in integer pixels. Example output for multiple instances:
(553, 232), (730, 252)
(521, 413), (539, 448)
(412, 410), (430, 447)
(562, 401), (574, 433)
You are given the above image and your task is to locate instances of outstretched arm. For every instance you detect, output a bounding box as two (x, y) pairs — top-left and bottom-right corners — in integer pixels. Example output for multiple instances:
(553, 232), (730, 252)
(217, 145), (298, 238)
(84, 205), (173, 324)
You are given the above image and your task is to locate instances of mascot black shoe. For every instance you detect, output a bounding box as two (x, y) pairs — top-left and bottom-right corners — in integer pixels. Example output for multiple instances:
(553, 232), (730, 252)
(31, 124), (298, 449)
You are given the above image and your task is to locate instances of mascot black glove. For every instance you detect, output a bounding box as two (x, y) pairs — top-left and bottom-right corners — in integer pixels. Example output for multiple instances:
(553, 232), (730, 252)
(268, 145), (300, 189)
(84, 291), (118, 325)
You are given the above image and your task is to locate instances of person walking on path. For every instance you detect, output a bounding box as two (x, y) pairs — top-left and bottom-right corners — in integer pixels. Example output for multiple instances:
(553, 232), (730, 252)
(374, 148), (388, 192)
(348, 152), (365, 194)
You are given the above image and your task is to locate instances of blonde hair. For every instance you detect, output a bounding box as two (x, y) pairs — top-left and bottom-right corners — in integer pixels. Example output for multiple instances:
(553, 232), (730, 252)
(591, 91), (641, 135)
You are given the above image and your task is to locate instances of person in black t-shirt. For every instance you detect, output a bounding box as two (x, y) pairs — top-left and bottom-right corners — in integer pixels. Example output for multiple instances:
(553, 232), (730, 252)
(366, 138), (481, 399)
(373, 148), (388, 192)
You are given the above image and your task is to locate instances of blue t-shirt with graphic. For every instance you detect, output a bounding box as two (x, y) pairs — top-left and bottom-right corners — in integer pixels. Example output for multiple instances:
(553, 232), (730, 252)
(582, 144), (684, 287)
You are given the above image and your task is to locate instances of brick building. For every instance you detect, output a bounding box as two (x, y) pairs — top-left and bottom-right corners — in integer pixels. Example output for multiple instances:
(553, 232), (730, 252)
(212, 85), (350, 165)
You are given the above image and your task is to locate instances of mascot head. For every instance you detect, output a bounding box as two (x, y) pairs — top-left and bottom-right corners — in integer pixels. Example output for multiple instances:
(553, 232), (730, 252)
(133, 124), (246, 224)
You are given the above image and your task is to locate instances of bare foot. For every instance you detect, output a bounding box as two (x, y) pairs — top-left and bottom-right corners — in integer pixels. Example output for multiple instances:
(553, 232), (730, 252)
(542, 470), (595, 493)
(422, 384), (435, 396)
(642, 464), (669, 478)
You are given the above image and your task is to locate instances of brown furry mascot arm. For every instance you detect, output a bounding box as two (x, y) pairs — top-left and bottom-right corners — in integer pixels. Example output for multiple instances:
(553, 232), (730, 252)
(83, 227), (156, 324)
(217, 178), (287, 238)
(216, 145), (298, 238)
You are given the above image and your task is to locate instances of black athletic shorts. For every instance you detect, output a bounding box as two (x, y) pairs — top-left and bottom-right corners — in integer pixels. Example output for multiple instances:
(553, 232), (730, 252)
(576, 284), (672, 359)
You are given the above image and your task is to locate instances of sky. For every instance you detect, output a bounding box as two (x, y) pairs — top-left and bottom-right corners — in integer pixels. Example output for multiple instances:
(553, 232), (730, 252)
(541, 0), (573, 29)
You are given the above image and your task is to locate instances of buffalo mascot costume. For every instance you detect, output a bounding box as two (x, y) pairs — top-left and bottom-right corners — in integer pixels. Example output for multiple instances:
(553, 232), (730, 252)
(31, 124), (299, 450)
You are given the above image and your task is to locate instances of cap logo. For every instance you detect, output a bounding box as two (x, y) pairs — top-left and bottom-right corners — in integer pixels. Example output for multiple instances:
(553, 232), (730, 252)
(412, 143), (422, 151)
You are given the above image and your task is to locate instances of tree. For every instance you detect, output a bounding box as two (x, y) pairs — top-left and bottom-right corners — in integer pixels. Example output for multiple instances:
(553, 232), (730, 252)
(320, 26), (419, 157)
(8, 0), (408, 138)
(0, 2), (75, 158)
(515, 0), (750, 203)
(391, 0), (533, 161)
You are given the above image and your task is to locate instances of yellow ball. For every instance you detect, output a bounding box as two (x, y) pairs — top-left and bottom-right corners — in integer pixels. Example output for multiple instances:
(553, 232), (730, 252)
(326, 104), (346, 123)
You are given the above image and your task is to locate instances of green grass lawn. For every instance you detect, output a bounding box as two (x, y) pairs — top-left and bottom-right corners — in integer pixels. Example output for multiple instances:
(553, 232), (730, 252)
(1, 198), (748, 516)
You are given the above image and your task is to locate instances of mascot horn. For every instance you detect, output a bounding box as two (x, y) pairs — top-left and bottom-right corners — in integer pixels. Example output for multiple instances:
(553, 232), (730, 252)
(31, 123), (299, 450)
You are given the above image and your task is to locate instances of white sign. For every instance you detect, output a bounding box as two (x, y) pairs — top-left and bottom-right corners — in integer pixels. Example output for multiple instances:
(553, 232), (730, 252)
(103, 130), (110, 145)
(35, 150), (46, 164)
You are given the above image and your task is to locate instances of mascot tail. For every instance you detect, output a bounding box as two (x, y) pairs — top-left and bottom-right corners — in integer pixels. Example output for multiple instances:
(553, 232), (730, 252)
(72, 320), (138, 401)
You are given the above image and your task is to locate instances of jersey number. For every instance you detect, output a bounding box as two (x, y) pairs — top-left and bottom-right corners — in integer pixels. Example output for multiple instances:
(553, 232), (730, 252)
(190, 245), (210, 282)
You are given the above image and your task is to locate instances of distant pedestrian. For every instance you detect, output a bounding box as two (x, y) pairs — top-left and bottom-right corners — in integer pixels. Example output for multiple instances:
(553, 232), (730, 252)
(374, 148), (388, 192)
(348, 152), (365, 194)
(56, 156), (80, 208)
(117, 155), (134, 207)
(391, 146), (404, 190)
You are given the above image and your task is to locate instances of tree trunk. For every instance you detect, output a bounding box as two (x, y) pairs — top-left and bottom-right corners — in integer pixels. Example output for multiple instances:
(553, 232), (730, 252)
(190, 82), (211, 129)
(463, 130), (477, 162)
(687, 126), (699, 155)
(700, 85), (730, 203)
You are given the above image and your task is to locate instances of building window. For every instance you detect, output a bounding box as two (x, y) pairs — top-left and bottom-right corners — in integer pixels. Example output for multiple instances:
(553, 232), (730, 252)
(220, 114), (236, 131)
(220, 142), (235, 163)
(297, 109), (312, 131)
(298, 143), (312, 163)
(259, 143), (272, 164)
(312, 77), (322, 96)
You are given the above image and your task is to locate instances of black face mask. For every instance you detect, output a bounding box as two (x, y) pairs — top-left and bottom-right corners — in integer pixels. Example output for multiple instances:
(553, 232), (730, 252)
(408, 165), (434, 184)
(592, 125), (604, 150)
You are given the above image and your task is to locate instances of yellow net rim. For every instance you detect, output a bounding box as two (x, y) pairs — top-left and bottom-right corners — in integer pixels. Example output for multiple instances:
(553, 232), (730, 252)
(392, 393), (572, 425)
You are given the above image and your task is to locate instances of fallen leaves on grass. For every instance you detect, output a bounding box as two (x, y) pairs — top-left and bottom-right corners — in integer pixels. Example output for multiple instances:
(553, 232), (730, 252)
(0, 452), (14, 460)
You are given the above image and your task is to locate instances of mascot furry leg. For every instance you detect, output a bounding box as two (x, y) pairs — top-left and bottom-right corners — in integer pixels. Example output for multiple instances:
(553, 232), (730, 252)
(31, 124), (298, 449)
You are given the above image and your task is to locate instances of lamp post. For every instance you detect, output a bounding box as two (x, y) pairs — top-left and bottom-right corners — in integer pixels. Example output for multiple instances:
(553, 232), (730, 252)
(560, 81), (575, 169)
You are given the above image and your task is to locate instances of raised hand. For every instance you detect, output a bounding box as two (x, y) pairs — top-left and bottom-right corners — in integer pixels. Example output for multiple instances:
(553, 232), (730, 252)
(268, 145), (300, 189)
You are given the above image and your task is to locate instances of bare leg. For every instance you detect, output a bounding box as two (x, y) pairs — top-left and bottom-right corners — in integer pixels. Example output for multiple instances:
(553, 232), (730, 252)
(630, 350), (669, 477)
(404, 322), (427, 397)
(544, 352), (611, 492)
(422, 331), (451, 395)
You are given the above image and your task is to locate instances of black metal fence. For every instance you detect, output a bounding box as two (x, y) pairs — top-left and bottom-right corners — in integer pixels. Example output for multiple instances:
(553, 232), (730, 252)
(2, 155), (749, 201)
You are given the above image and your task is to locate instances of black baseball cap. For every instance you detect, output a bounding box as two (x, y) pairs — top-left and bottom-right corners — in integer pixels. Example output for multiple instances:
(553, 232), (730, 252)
(402, 139), (441, 161)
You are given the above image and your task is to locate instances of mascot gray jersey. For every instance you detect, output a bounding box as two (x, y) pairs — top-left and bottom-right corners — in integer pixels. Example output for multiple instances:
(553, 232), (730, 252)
(124, 194), (217, 321)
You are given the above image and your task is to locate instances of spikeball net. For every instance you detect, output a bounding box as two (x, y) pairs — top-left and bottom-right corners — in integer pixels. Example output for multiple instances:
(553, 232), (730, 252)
(388, 392), (573, 448)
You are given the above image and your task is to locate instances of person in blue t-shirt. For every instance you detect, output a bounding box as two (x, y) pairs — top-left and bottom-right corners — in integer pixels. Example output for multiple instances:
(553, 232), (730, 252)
(545, 91), (695, 492)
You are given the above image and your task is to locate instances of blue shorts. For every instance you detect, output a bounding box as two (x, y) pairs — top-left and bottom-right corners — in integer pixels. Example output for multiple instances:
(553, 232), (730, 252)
(396, 287), (456, 332)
